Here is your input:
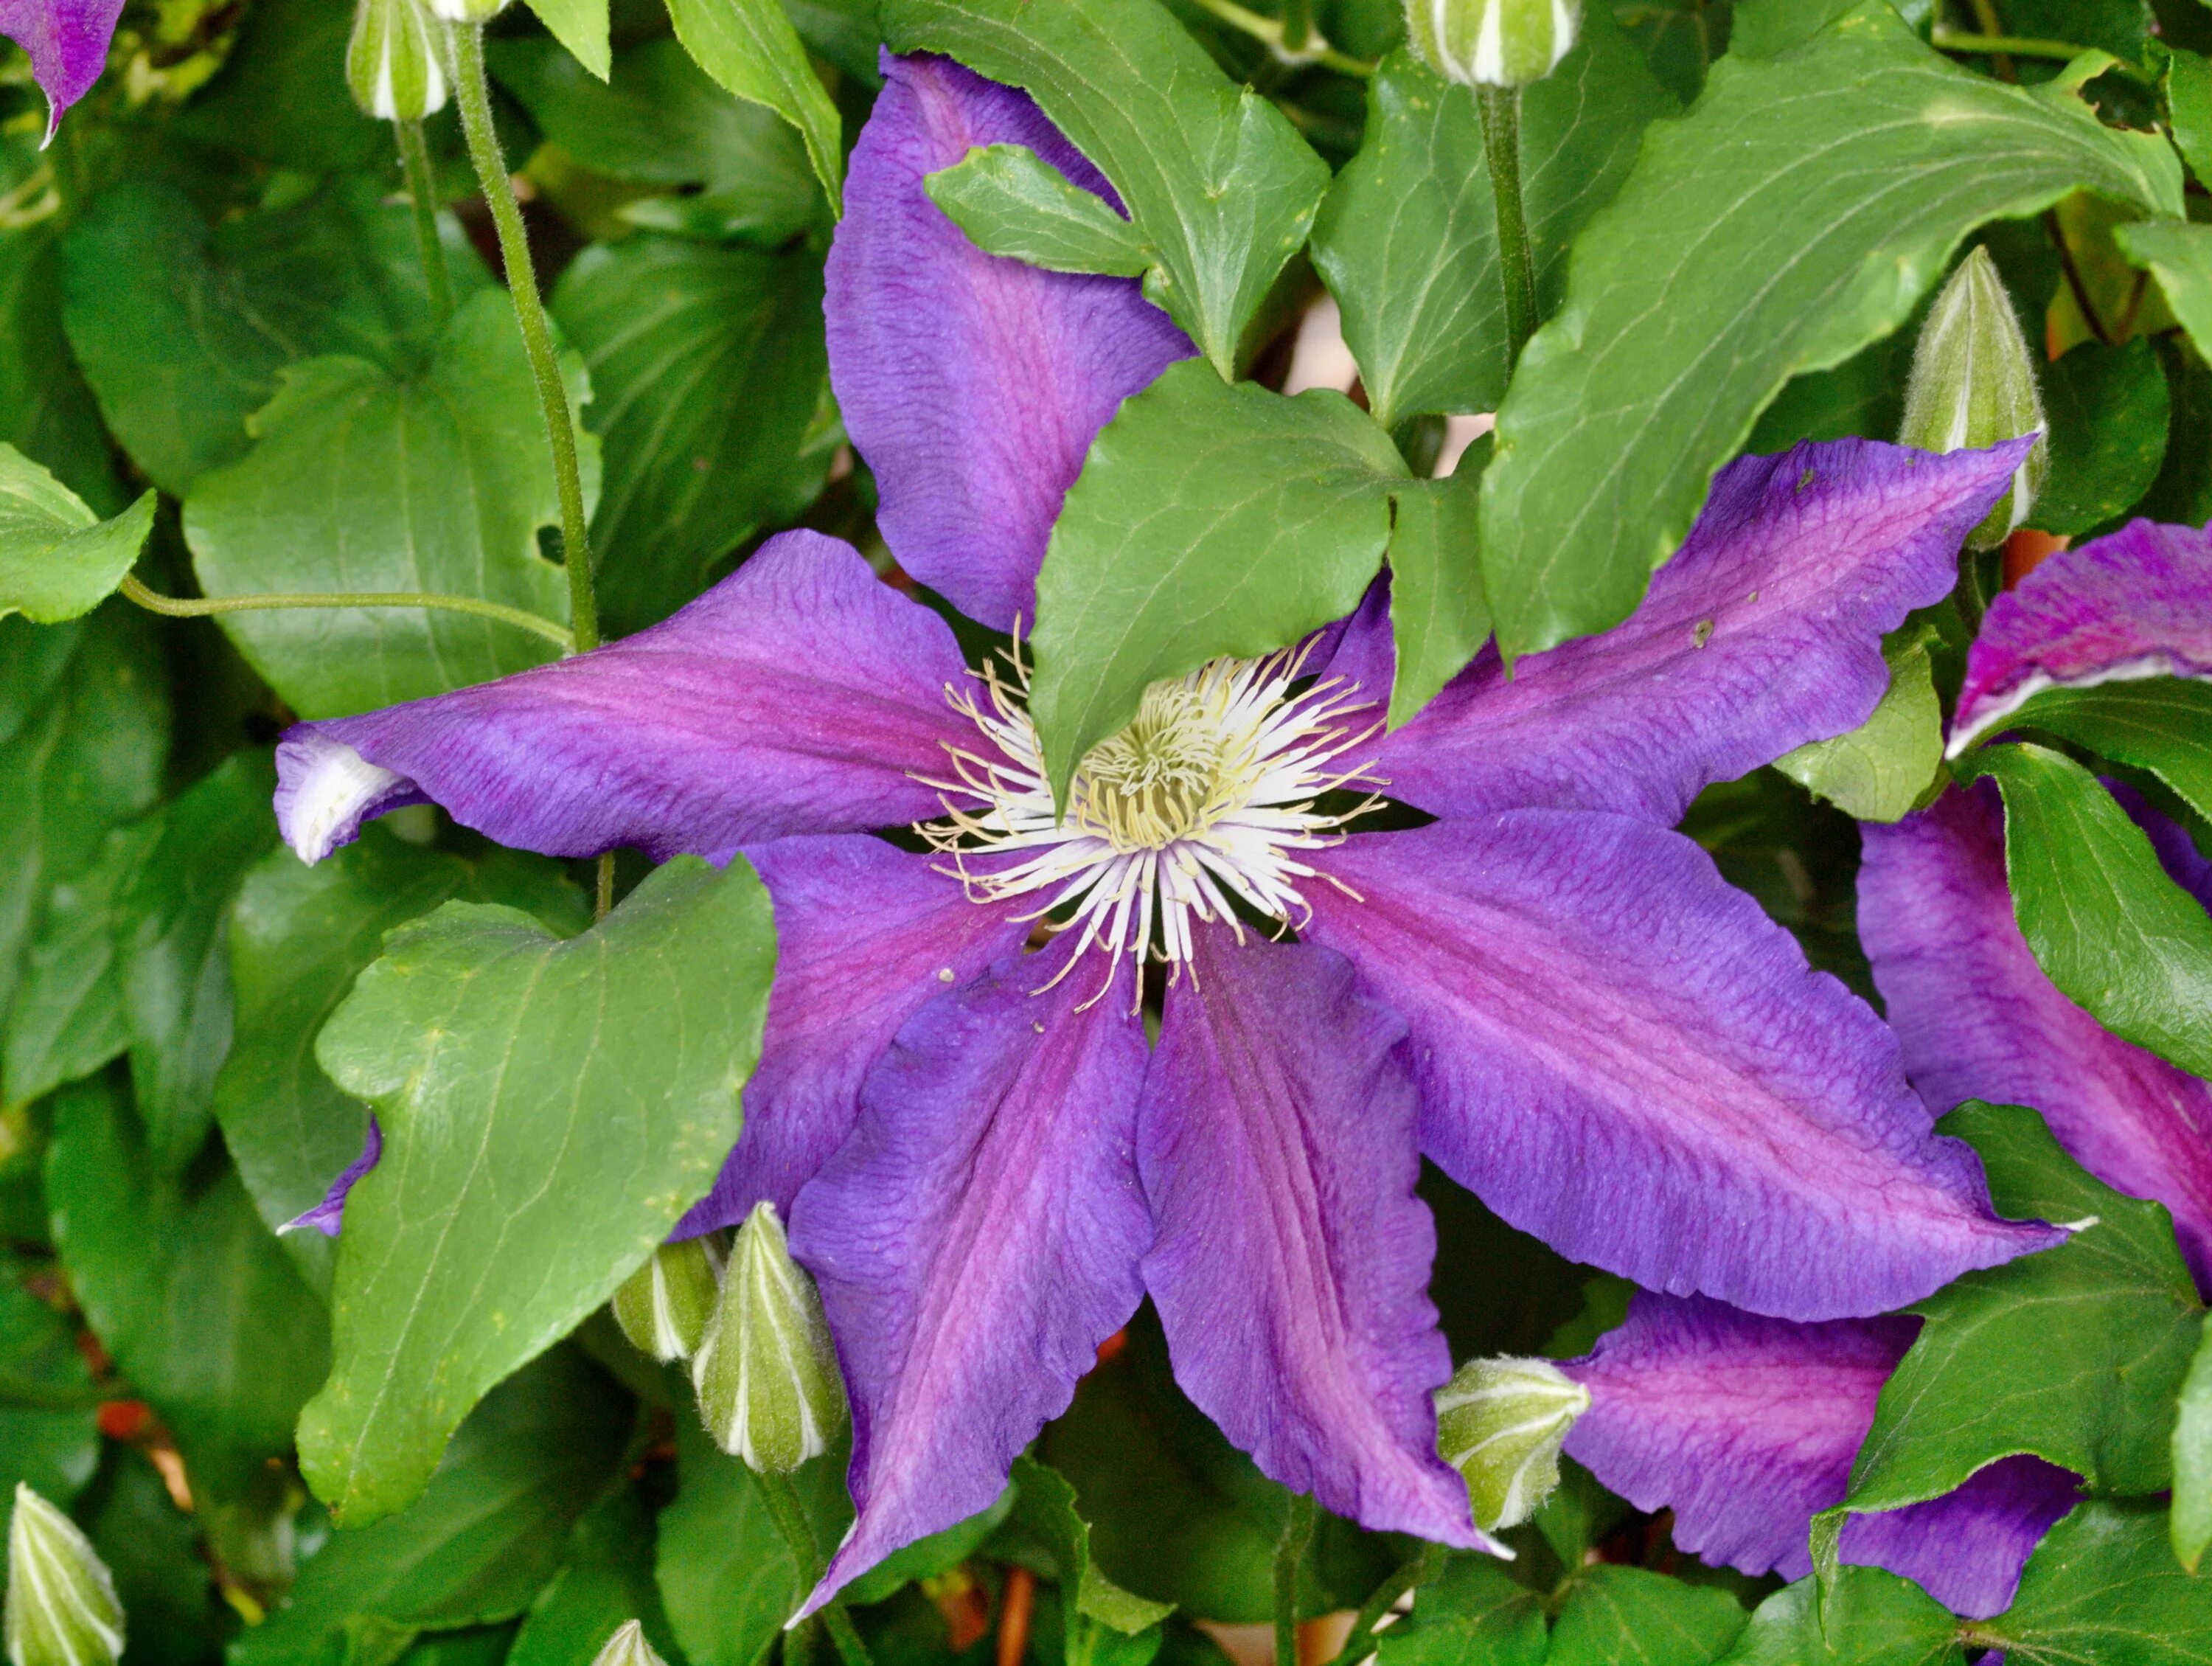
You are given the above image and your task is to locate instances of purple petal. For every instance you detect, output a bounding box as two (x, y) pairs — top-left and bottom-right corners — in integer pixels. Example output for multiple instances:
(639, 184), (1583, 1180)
(274, 531), (975, 865)
(1138, 932), (1489, 1550)
(670, 835), (1030, 1237)
(1332, 440), (2023, 823)
(1860, 783), (2212, 1293)
(824, 52), (1194, 631)
(1561, 1294), (2076, 1618)
(281, 1116), (383, 1238)
(1303, 816), (2059, 1322)
(1952, 519), (2212, 752)
(1, 0), (122, 139)
(788, 940), (1151, 1613)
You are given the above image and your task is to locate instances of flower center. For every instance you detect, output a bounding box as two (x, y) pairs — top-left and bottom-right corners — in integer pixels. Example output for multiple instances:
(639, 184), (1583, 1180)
(917, 643), (1382, 1007)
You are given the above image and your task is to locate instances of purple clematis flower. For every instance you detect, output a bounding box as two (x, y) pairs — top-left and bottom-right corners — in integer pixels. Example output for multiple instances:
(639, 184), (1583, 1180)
(1, 0), (122, 140)
(1863, 521), (2212, 1290)
(1559, 1293), (2080, 1618)
(269, 53), (2060, 1604)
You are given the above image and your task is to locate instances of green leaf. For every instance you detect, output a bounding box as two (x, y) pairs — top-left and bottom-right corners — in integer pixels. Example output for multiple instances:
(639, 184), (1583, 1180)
(1031, 358), (1405, 803)
(1371, 1553), (1545, 1666)
(0, 1256), (97, 1508)
(2118, 217), (2212, 372)
(881, 0), (1329, 377)
(1384, 457), (1491, 731)
(926, 144), (1153, 277)
(1615, 0), (1733, 102)
(0, 445), (151, 625)
(661, 0), (844, 215)
(1773, 625), (1941, 823)
(1960, 741), (2212, 1082)
(2006, 678), (2212, 824)
(524, 0), (612, 80)
(116, 751), (281, 1170)
(841, 1485), (1017, 1607)
(183, 287), (593, 720)
(2171, 1322), (2212, 1573)
(62, 178), (492, 496)
(1546, 1565), (1749, 1666)
(552, 235), (831, 638)
(2166, 45), (2212, 193)
(46, 1073), (330, 1504)
(214, 826), (588, 1297)
(1006, 1454), (1175, 1646)
(1713, 1568), (1961, 1666)
(2, 820), (154, 1108)
(299, 855), (774, 1525)
(1310, 13), (1672, 432)
(2027, 338), (2168, 536)
(234, 1348), (633, 1666)
(508, 1485), (683, 1666)
(1845, 1100), (2202, 1516)
(1478, 0), (2183, 662)
(173, 0), (386, 170)
(0, 226), (123, 517)
(1981, 1499), (2212, 1664)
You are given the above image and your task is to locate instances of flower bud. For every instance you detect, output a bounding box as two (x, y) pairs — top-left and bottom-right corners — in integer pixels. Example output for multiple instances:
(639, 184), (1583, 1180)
(346, 0), (449, 120)
(611, 1237), (723, 1364)
(1435, 1356), (1590, 1532)
(691, 1202), (846, 1473)
(420, 0), (510, 23)
(1405, 0), (1582, 88)
(591, 1621), (668, 1666)
(1898, 246), (2048, 550)
(5, 1484), (123, 1666)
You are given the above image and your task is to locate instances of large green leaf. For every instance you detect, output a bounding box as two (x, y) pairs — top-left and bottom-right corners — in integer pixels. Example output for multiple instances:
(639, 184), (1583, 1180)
(1382, 460), (1490, 729)
(0, 224), (122, 516)
(2006, 678), (2212, 824)
(0, 444), (153, 625)
(1310, 11), (1671, 432)
(2118, 217), (2212, 372)
(925, 144), (1154, 278)
(1546, 1565), (1749, 1666)
(214, 827), (588, 1297)
(2, 821), (154, 1108)
(508, 1485), (682, 1666)
(880, 0), (1329, 377)
(1774, 624), (1941, 824)
(1477, 2), (2181, 662)
(46, 1074), (330, 1504)
(1371, 1554), (1545, 1666)
(1979, 1500), (2212, 1664)
(184, 287), (593, 721)
(116, 751), (281, 1171)
(2027, 338), (2168, 537)
(235, 1348), (632, 1666)
(1030, 358), (1405, 802)
(2171, 1321), (2212, 1573)
(661, 0), (844, 214)
(299, 855), (774, 1524)
(81, 1445), (224, 1666)
(552, 235), (831, 637)
(1712, 1569), (1960, 1666)
(1001, 1454), (1174, 1653)
(62, 178), (491, 496)
(524, 0), (612, 80)
(172, 0), (386, 170)
(1845, 1101), (2202, 1516)
(1961, 742), (2212, 1083)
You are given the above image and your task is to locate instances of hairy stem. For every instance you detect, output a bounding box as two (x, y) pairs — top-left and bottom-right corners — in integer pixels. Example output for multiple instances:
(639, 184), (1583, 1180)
(451, 22), (599, 653)
(1477, 85), (1539, 372)
(119, 574), (574, 650)
(396, 118), (455, 330)
(1274, 1493), (1318, 1666)
(756, 1470), (874, 1666)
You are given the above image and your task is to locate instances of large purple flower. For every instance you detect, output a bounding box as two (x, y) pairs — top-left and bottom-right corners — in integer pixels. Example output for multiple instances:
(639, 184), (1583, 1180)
(271, 54), (2058, 1605)
(1, 0), (122, 139)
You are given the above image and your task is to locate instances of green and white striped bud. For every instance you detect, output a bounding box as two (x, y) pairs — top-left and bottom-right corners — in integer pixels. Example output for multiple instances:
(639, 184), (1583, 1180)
(346, 0), (449, 120)
(5, 1485), (123, 1666)
(692, 1202), (846, 1473)
(1899, 246), (2048, 551)
(1405, 0), (1582, 87)
(1436, 1356), (1590, 1532)
(590, 1621), (668, 1666)
(420, 0), (511, 24)
(611, 1238), (724, 1364)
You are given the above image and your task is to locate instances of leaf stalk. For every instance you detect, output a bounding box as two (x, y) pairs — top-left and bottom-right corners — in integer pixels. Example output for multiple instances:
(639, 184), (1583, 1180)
(118, 574), (575, 651)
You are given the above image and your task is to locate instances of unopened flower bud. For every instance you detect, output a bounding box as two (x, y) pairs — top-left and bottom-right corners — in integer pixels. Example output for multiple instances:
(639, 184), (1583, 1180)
(691, 1202), (846, 1473)
(1899, 246), (2048, 550)
(611, 1237), (723, 1364)
(1405, 0), (1582, 88)
(420, 0), (509, 23)
(591, 1621), (668, 1666)
(1435, 1356), (1590, 1531)
(346, 0), (449, 119)
(5, 1485), (123, 1666)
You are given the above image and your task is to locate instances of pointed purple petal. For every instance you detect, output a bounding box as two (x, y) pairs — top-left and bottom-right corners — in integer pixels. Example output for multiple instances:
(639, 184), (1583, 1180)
(281, 1117), (383, 1238)
(1303, 816), (2059, 1322)
(1343, 440), (2022, 823)
(824, 52), (1194, 631)
(789, 941), (1151, 1612)
(1138, 933), (1489, 1551)
(1, 0), (122, 138)
(1952, 519), (2212, 752)
(1561, 1294), (2076, 1618)
(1860, 783), (2212, 1292)
(274, 531), (974, 865)
(670, 835), (1030, 1237)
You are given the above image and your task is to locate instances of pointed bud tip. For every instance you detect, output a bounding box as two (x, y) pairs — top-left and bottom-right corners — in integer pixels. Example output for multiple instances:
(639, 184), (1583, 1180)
(591, 1620), (669, 1666)
(1436, 1356), (1590, 1533)
(1405, 0), (1582, 87)
(692, 1202), (848, 1473)
(7, 1484), (124, 1666)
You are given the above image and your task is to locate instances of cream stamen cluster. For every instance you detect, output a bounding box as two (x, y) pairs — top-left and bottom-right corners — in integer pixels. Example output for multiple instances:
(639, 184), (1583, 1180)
(919, 643), (1383, 1008)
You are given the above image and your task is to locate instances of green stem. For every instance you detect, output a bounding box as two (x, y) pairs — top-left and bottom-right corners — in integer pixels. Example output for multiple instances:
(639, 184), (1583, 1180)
(1183, 0), (1374, 74)
(1320, 1541), (1445, 1666)
(396, 118), (455, 330)
(1477, 85), (1539, 372)
(451, 22), (600, 653)
(119, 574), (574, 650)
(1928, 27), (2126, 63)
(1273, 1494), (1318, 1666)
(757, 1471), (874, 1666)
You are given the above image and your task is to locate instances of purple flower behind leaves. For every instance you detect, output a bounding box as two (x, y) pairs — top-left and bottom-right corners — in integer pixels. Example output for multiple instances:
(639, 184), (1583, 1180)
(1, 0), (122, 140)
(268, 52), (2059, 1607)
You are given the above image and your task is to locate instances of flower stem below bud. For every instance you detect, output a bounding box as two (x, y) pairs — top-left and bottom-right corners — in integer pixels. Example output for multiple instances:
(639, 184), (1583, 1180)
(396, 119), (453, 332)
(1477, 84), (1537, 371)
(1271, 1493), (1316, 1666)
(756, 1471), (873, 1666)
